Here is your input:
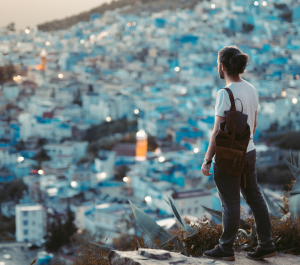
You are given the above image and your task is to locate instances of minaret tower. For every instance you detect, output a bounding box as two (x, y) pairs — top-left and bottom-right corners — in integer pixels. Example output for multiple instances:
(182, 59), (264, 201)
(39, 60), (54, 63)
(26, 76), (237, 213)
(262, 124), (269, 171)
(136, 130), (148, 161)
(40, 49), (47, 72)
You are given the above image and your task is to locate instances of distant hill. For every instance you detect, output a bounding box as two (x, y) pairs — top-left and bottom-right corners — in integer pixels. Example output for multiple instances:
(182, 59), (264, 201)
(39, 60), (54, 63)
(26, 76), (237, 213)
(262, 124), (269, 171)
(37, 0), (201, 32)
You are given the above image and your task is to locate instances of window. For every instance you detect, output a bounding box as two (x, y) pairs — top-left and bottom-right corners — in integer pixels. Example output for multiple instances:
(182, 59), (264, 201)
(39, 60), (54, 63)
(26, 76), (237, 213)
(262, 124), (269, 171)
(181, 209), (184, 215)
(32, 211), (35, 216)
(23, 221), (28, 226)
(22, 211), (28, 217)
(187, 208), (191, 214)
(195, 207), (198, 214)
(23, 229), (28, 235)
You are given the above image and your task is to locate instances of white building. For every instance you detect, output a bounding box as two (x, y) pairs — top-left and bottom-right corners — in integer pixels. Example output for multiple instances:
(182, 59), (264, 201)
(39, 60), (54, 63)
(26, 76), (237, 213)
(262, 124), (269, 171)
(55, 88), (75, 105)
(44, 141), (88, 162)
(18, 114), (37, 141)
(168, 189), (212, 218)
(2, 84), (19, 99)
(0, 146), (19, 167)
(70, 201), (94, 230)
(84, 203), (127, 244)
(95, 150), (116, 181)
(15, 204), (46, 242)
(256, 144), (281, 168)
(1, 201), (16, 218)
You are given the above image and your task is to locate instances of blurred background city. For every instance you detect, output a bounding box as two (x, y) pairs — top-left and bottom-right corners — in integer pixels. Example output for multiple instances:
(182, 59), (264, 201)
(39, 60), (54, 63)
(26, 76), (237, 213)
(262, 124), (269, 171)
(0, 0), (300, 264)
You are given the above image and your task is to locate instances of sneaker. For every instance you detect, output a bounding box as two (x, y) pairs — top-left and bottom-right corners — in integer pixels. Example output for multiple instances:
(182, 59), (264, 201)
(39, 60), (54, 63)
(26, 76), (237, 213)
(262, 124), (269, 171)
(246, 248), (277, 260)
(203, 245), (235, 261)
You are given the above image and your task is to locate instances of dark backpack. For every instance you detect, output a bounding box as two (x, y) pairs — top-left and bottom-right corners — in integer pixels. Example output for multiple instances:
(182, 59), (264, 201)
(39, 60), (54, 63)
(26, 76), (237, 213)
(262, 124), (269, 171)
(214, 88), (251, 187)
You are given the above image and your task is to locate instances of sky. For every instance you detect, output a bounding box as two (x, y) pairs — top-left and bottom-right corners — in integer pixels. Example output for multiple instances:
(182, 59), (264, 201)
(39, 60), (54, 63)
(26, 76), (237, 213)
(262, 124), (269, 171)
(1, 0), (111, 30)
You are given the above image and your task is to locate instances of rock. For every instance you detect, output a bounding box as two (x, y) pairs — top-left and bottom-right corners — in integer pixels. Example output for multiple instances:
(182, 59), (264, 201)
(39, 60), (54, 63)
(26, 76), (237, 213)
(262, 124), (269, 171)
(201, 260), (215, 264)
(214, 262), (227, 265)
(108, 249), (300, 265)
(138, 249), (171, 260)
(109, 249), (199, 265)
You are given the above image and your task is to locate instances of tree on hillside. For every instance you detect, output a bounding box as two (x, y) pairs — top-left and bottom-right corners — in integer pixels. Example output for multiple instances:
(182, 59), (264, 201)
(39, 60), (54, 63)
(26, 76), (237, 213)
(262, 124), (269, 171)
(32, 148), (51, 168)
(0, 178), (27, 202)
(46, 217), (64, 252)
(0, 62), (16, 84)
(63, 208), (77, 245)
(46, 208), (77, 252)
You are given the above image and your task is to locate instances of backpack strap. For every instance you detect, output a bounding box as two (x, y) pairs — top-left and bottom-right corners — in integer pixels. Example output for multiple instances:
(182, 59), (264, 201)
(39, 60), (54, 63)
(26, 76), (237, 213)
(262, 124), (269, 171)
(222, 87), (236, 112)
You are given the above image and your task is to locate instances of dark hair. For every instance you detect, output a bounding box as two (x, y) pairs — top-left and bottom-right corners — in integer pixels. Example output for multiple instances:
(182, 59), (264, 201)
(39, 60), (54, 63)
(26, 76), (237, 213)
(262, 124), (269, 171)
(218, 46), (250, 76)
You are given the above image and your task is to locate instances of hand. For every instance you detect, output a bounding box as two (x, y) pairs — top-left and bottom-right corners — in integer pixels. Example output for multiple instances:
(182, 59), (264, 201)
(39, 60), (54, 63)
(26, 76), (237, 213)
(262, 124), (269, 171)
(201, 163), (212, 176)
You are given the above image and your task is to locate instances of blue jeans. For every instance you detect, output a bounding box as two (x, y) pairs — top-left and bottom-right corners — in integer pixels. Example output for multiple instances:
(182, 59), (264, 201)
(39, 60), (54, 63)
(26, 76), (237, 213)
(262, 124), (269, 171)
(213, 149), (275, 254)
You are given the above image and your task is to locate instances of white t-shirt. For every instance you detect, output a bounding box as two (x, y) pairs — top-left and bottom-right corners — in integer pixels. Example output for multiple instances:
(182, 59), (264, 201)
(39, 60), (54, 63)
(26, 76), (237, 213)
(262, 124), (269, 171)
(214, 79), (259, 155)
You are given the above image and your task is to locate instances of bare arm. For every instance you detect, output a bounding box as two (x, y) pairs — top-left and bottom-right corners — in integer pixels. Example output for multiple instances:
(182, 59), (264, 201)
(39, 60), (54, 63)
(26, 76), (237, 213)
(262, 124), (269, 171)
(205, 115), (226, 161)
(253, 111), (257, 138)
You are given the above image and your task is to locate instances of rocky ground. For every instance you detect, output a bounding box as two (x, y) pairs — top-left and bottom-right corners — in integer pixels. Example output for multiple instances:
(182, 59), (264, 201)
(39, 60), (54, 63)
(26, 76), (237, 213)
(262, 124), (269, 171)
(109, 248), (300, 265)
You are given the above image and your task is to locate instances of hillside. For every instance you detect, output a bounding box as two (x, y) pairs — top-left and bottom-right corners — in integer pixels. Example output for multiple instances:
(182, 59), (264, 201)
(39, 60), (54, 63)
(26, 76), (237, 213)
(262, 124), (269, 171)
(37, 0), (201, 32)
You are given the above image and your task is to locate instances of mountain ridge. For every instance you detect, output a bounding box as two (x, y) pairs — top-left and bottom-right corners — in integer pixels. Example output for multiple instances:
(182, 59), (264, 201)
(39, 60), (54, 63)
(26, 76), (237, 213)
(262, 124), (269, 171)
(37, 0), (201, 32)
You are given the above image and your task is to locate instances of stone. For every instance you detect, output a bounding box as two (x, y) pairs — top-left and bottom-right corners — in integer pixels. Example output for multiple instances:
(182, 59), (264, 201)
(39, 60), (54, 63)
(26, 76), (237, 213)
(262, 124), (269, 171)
(109, 249), (200, 265)
(138, 249), (171, 260)
(201, 260), (215, 264)
(109, 250), (300, 265)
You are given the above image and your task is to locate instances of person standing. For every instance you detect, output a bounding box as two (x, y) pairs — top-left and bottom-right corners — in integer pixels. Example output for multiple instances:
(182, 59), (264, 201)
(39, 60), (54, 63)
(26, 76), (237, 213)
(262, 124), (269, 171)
(201, 46), (277, 261)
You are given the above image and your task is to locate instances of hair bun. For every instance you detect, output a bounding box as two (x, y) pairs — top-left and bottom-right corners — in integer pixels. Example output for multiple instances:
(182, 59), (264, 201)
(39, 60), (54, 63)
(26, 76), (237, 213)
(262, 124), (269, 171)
(229, 53), (249, 74)
(218, 46), (250, 76)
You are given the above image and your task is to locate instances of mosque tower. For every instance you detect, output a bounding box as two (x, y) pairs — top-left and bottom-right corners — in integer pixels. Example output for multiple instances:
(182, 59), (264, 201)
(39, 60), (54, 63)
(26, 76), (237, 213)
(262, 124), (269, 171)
(40, 49), (47, 71)
(136, 130), (148, 161)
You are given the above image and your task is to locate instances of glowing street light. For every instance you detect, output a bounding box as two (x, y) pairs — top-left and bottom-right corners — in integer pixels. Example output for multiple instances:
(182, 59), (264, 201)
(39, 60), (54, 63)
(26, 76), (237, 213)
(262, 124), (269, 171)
(80, 39), (85, 44)
(25, 29), (30, 34)
(58, 73), (63, 79)
(38, 170), (44, 175)
(254, 1), (259, 6)
(132, 22), (136, 26)
(194, 148), (199, 153)
(175, 67), (180, 72)
(181, 88), (187, 94)
(97, 172), (106, 180)
(145, 196), (152, 203)
(123, 177), (128, 182)
(262, 1), (267, 6)
(90, 35), (96, 42)
(136, 130), (146, 138)
(281, 91), (286, 97)
(158, 156), (165, 163)
(211, 4), (216, 9)
(71, 181), (77, 188)
(134, 109), (139, 114)
(18, 156), (24, 162)
(13, 76), (21, 82)
(292, 98), (298, 104)
(106, 116), (112, 122)
(45, 41), (50, 46)
(296, 75), (299, 79)
(127, 22), (132, 27)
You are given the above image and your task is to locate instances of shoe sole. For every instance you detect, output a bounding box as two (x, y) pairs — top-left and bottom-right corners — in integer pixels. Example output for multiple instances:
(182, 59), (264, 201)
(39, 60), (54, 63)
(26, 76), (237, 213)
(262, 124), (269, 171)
(246, 252), (278, 260)
(203, 254), (235, 261)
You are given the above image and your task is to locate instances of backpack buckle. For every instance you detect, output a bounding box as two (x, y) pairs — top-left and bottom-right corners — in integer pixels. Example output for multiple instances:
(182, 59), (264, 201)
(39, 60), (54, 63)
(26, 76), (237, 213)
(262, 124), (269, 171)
(233, 158), (238, 167)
